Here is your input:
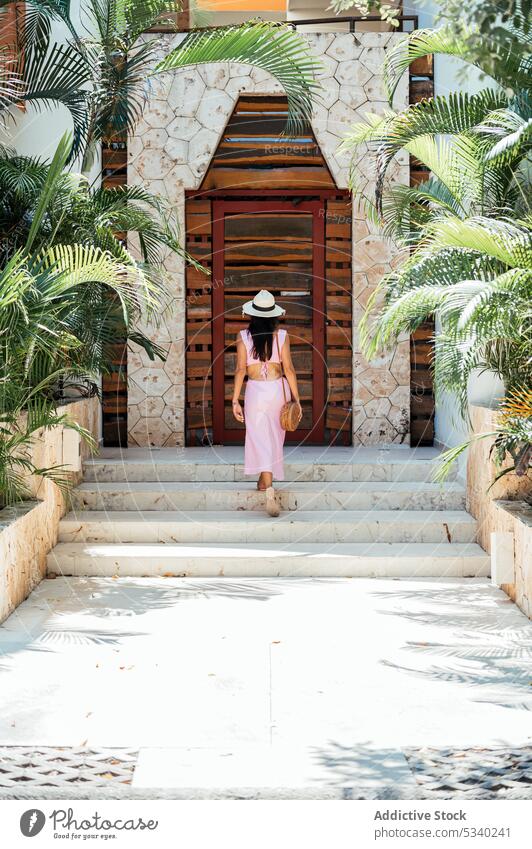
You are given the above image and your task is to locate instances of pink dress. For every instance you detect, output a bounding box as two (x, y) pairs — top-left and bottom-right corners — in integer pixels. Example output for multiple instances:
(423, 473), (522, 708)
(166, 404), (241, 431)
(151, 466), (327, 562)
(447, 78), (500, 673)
(240, 328), (289, 480)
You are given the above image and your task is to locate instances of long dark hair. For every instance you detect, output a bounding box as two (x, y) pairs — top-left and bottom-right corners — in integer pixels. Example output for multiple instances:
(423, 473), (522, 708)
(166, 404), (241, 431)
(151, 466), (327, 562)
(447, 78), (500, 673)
(246, 315), (279, 362)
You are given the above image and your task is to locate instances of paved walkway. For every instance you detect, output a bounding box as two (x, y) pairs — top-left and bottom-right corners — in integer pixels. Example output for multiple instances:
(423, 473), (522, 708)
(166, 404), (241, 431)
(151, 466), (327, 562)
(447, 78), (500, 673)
(0, 576), (531, 798)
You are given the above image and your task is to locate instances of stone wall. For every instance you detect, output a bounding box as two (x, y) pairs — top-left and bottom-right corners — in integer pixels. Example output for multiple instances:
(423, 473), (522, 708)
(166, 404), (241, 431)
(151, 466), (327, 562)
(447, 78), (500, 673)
(0, 397), (100, 624)
(128, 31), (409, 447)
(467, 402), (532, 618)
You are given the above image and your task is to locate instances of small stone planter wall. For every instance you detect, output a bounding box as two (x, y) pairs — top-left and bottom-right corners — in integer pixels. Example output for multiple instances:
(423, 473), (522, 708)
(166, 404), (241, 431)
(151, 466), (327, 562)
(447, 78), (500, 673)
(467, 402), (532, 618)
(0, 396), (100, 624)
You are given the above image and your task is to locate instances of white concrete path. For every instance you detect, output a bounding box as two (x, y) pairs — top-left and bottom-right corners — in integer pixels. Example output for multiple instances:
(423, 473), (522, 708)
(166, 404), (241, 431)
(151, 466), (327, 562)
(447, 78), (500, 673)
(0, 576), (531, 794)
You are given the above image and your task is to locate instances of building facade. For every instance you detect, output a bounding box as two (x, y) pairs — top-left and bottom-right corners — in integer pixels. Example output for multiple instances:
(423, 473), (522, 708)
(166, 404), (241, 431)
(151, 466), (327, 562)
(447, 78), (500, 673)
(127, 31), (411, 448)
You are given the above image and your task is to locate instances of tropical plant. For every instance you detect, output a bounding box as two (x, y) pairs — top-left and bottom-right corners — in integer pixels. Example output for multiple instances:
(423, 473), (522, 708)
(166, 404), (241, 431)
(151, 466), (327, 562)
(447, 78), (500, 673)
(1, 0), (321, 162)
(0, 1), (90, 151)
(0, 135), (168, 506)
(1, 134), (170, 378)
(329, 0), (532, 88)
(0, 146), (191, 286)
(340, 19), (532, 422)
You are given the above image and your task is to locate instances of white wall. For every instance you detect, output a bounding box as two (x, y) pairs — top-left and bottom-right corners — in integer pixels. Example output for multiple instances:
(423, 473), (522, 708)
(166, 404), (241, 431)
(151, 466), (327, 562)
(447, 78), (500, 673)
(6, 0), (101, 180)
(407, 1), (503, 461)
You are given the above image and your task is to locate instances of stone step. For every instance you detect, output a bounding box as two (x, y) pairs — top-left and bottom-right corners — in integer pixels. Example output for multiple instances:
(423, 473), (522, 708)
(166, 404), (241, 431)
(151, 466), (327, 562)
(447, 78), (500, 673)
(71, 480), (466, 512)
(83, 458), (453, 484)
(48, 542), (490, 578)
(82, 447), (454, 484)
(58, 510), (478, 545)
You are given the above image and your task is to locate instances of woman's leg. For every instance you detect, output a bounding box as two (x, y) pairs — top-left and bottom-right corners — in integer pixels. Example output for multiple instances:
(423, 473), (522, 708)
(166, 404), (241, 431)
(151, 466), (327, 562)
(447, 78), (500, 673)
(257, 471), (272, 491)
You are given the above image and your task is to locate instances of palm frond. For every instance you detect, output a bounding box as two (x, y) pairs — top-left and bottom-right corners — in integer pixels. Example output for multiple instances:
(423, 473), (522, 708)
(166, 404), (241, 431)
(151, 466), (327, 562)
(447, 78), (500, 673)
(371, 90), (508, 211)
(156, 21), (321, 134)
(426, 216), (532, 268)
(384, 24), (531, 102)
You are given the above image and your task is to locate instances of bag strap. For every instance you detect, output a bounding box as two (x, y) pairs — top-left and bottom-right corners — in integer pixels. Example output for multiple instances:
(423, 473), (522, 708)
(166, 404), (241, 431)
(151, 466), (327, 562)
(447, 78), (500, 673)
(275, 331), (288, 404)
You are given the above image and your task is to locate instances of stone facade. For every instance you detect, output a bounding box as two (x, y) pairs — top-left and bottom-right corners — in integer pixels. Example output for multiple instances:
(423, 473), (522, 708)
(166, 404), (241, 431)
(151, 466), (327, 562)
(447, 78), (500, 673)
(128, 31), (409, 446)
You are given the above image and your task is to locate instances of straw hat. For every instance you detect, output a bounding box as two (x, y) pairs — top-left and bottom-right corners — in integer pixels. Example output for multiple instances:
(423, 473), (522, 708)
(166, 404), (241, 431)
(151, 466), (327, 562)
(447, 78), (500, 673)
(242, 289), (286, 318)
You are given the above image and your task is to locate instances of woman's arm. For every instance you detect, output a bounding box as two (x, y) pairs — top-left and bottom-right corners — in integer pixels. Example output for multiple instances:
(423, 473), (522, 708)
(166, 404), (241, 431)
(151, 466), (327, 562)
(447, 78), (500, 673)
(281, 334), (302, 416)
(232, 336), (247, 422)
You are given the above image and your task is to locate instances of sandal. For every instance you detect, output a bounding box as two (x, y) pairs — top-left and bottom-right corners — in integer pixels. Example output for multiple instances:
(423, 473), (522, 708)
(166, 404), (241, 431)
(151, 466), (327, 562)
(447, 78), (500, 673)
(265, 486), (280, 518)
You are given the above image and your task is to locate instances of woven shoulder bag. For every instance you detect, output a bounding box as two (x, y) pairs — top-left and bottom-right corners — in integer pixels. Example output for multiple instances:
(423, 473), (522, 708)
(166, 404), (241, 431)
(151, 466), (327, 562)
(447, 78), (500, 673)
(276, 332), (301, 432)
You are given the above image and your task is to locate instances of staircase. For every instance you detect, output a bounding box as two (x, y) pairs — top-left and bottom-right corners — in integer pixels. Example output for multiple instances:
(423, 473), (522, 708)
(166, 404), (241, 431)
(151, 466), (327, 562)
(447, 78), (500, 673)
(48, 446), (489, 578)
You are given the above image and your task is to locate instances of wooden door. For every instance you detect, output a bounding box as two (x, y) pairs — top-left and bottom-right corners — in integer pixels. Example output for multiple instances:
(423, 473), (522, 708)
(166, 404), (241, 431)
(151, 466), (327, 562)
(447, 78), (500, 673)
(212, 200), (326, 444)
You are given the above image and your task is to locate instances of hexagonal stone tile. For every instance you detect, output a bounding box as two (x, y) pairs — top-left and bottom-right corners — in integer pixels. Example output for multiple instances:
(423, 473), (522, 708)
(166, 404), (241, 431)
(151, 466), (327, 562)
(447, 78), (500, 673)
(189, 128), (220, 169)
(352, 406), (367, 433)
(352, 376), (374, 404)
(339, 84), (367, 111)
(254, 80), (284, 94)
(135, 396), (166, 418)
(164, 136), (188, 164)
(148, 74), (172, 101)
(228, 62), (252, 77)
(388, 404), (409, 433)
(327, 101), (359, 136)
(163, 340), (185, 380)
(127, 135), (143, 161)
(357, 415), (397, 444)
(198, 63), (230, 89)
(166, 116), (201, 141)
(161, 403), (184, 434)
(335, 60), (372, 88)
(326, 33), (362, 62)
(225, 76), (255, 97)
(165, 163), (194, 189)
(137, 148), (174, 181)
(169, 72), (206, 116)
(142, 128), (168, 150)
(127, 379), (147, 406)
(130, 368), (172, 397)
(162, 430), (185, 447)
(144, 103), (172, 130)
(249, 67), (273, 84)
(318, 55), (338, 80)
(127, 404), (141, 430)
(364, 397), (392, 418)
(360, 47), (387, 76)
(315, 78), (340, 110)
(358, 236), (393, 265)
(308, 33), (335, 56)
(196, 89), (233, 131)
(390, 343), (411, 384)
(362, 76), (386, 104)
(358, 367), (398, 398)
(129, 416), (172, 448)
(389, 384), (411, 408)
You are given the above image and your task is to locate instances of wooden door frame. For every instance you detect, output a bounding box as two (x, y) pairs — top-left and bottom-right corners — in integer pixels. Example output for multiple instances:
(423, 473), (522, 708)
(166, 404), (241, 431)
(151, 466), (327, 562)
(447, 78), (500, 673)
(211, 198), (326, 444)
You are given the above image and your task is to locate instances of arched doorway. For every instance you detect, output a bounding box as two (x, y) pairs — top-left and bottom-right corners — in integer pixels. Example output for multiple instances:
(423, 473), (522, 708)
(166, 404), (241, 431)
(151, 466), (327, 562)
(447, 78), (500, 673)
(185, 95), (352, 446)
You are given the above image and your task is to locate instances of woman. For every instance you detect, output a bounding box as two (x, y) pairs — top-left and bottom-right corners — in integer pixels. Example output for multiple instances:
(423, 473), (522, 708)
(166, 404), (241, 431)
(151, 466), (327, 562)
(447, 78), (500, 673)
(232, 290), (301, 517)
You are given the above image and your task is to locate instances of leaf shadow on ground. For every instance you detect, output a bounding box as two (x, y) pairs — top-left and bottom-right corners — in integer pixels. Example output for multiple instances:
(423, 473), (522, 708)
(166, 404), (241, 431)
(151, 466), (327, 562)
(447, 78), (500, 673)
(370, 583), (532, 712)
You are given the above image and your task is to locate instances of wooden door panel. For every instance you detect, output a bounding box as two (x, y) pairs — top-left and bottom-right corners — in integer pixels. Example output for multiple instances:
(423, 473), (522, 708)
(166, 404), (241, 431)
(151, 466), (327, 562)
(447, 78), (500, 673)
(224, 213), (313, 241)
(224, 241), (313, 263)
(212, 200), (326, 444)
(223, 266), (313, 291)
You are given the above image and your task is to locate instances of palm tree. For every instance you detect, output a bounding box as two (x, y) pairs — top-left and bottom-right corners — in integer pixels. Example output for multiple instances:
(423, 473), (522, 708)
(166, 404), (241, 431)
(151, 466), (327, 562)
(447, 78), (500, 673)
(0, 134), (171, 505)
(0, 146), (194, 277)
(1, 1), (321, 163)
(339, 22), (532, 419)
